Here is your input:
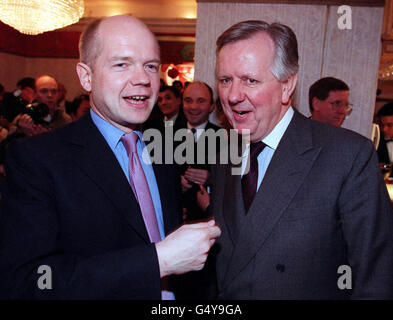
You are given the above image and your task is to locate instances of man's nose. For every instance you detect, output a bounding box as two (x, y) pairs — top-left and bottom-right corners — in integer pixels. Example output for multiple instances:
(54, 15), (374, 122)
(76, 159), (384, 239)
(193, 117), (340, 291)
(130, 66), (150, 86)
(228, 81), (245, 105)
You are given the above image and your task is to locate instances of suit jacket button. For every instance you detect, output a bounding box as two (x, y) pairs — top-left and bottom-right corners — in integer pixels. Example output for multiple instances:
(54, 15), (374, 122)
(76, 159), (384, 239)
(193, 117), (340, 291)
(276, 264), (285, 273)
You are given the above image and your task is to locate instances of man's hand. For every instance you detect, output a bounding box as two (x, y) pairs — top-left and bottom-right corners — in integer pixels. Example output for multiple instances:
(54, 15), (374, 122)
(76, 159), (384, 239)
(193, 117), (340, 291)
(197, 185), (210, 212)
(181, 174), (193, 193)
(183, 168), (210, 186)
(16, 114), (49, 136)
(155, 219), (221, 278)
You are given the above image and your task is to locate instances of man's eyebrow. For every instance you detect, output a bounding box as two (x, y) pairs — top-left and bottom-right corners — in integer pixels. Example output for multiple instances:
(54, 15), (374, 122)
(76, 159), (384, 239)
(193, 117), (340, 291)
(109, 56), (160, 64)
(146, 58), (161, 64)
(109, 56), (132, 61)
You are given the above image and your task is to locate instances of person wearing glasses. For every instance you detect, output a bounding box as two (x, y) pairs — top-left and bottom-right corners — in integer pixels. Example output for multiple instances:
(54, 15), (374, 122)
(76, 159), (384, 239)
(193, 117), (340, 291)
(309, 77), (352, 127)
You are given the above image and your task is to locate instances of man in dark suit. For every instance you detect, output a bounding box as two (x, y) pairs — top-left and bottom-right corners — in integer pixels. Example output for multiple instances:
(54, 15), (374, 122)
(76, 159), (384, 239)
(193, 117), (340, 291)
(377, 102), (393, 165)
(150, 85), (187, 133)
(211, 20), (393, 299)
(180, 81), (221, 221)
(0, 15), (221, 299)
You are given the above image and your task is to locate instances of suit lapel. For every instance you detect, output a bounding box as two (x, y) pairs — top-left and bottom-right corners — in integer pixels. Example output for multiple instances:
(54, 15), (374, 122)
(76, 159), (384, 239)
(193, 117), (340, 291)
(152, 163), (180, 234)
(66, 114), (150, 242)
(223, 112), (322, 286)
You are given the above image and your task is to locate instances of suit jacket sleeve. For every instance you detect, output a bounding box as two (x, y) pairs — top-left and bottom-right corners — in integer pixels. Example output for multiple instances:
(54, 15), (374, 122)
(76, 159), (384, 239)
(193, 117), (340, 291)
(0, 139), (161, 299)
(339, 138), (393, 299)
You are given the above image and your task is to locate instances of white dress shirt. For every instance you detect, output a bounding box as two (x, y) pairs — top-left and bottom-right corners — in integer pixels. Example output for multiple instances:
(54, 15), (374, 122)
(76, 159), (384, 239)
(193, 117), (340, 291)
(241, 107), (294, 191)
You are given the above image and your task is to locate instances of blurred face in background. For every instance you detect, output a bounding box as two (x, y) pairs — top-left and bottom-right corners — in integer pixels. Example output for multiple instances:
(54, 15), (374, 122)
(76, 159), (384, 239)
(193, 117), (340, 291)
(183, 82), (214, 127)
(157, 89), (181, 119)
(35, 75), (59, 112)
(20, 87), (36, 103)
(380, 115), (393, 139)
(312, 90), (349, 127)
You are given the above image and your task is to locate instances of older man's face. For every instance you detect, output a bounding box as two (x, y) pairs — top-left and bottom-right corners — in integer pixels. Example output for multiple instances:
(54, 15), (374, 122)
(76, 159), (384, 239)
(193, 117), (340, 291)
(216, 32), (296, 142)
(77, 16), (160, 132)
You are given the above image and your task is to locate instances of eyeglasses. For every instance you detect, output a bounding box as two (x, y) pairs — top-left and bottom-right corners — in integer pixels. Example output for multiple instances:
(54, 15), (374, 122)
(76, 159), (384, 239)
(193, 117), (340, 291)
(328, 100), (353, 114)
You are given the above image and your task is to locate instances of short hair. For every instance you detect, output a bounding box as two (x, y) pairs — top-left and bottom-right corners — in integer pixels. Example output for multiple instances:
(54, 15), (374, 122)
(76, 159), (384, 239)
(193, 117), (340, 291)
(159, 85), (182, 99)
(378, 102), (393, 118)
(309, 77), (349, 112)
(216, 20), (299, 82)
(185, 81), (214, 105)
(79, 18), (104, 66)
(17, 77), (35, 90)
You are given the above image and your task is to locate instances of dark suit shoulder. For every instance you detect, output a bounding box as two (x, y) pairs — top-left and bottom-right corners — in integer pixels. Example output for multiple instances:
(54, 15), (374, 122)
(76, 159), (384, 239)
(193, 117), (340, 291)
(205, 121), (221, 132)
(294, 111), (373, 153)
(6, 114), (95, 167)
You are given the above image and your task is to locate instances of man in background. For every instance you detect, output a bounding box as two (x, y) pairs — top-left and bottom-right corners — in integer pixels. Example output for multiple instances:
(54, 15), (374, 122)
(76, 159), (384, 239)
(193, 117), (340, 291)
(377, 102), (393, 164)
(15, 75), (72, 136)
(309, 77), (351, 127)
(180, 81), (220, 221)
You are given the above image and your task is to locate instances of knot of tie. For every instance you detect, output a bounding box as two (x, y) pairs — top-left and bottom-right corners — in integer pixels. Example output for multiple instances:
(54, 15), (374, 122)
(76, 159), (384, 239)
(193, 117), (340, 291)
(249, 141), (266, 162)
(190, 128), (196, 135)
(121, 132), (139, 155)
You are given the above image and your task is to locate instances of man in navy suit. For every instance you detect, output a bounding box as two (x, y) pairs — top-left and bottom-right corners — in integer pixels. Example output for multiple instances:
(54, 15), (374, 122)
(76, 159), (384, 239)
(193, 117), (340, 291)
(211, 20), (393, 299)
(0, 15), (221, 299)
(179, 81), (221, 221)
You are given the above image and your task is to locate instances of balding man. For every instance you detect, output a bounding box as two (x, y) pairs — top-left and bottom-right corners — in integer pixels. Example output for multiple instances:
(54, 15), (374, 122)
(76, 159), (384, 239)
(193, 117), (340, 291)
(0, 15), (220, 299)
(16, 75), (72, 136)
(180, 81), (220, 221)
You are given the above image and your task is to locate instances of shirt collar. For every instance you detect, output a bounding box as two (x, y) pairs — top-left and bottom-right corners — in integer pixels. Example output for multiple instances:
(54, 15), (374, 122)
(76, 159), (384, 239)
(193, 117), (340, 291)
(262, 107), (294, 150)
(241, 107), (294, 158)
(164, 112), (179, 123)
(187, 121), (208, 131)
(90, 109), (143, 151)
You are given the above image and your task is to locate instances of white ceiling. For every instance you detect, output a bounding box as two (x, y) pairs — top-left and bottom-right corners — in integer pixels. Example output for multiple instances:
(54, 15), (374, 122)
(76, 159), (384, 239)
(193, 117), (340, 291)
(64, 0), (197, 37)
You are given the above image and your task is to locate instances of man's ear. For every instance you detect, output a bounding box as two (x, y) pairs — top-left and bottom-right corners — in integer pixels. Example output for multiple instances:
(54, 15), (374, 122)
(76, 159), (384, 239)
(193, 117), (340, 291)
(209, 102), (215, 114)
(281, 73), (298, 106)
(312, 97), (320, 111)
(76, 62), (92, 92)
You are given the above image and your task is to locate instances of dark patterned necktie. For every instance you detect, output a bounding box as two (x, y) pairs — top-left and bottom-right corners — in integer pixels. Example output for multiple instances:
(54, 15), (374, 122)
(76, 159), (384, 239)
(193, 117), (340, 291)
(242, 141), (266, 213)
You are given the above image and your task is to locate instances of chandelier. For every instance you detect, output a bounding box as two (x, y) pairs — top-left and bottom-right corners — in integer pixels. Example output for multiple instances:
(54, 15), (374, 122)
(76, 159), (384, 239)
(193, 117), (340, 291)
(0, 0), (85, 35)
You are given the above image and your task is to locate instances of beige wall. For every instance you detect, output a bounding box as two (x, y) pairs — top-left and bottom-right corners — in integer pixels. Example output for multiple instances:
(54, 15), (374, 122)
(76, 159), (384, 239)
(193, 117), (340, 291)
(0, 52), (86, 102)
(194, 2), (384, 138)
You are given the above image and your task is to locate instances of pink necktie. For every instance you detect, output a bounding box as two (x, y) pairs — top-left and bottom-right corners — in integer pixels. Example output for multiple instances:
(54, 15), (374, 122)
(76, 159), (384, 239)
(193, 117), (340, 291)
(121, 132), (161, 243)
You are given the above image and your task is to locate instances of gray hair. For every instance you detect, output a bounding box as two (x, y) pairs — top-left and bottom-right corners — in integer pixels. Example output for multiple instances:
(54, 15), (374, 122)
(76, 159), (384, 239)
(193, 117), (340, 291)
(216, 20), (299, 82)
